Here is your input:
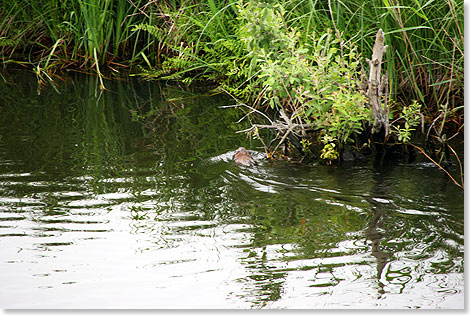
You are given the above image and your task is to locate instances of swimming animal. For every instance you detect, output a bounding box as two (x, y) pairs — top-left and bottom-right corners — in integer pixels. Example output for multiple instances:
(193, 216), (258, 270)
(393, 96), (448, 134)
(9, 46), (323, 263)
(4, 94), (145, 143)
(233, 147), (256, 166)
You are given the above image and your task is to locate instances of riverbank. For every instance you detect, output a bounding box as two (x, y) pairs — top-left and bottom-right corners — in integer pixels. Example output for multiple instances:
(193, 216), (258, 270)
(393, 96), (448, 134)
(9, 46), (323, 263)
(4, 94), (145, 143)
(1, 0), (463, 185)
(2, 1), (463, 106)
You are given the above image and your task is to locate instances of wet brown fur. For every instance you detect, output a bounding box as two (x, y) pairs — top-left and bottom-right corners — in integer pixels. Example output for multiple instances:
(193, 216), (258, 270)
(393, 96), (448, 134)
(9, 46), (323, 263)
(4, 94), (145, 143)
(233, 147), (256, 166)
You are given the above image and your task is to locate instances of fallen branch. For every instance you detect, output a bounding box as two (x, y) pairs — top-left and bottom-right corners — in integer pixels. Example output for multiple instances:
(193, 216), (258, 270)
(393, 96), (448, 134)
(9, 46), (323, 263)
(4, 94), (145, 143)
(408, 143), (463, 189)
(235, 122), (315, 134)
(220, 88), (315, 154)
(447, 144), (464, 189)
(219, 88), (274, 125)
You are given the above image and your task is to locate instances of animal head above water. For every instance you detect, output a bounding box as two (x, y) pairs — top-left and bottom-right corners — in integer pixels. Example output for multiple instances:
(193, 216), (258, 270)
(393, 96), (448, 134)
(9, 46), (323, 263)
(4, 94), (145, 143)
(233, 147), (256, 166)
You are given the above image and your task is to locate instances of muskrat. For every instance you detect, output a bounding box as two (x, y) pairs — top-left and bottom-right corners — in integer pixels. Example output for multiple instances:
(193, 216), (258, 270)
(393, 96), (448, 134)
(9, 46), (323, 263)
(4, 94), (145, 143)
(233, 147), (256, 166)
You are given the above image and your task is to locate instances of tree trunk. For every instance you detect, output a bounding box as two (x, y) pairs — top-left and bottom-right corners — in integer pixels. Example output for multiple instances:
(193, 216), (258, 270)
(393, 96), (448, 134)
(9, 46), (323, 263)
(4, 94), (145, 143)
(367, 29), (390, 140)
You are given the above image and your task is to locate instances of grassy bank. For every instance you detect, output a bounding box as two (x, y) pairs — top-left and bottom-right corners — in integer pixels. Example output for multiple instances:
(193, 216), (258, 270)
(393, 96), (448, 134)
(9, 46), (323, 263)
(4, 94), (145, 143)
(0, 0), (464, 169)
(1, 0), (154, 74)
(129, 0), (463, 114)
(132, 0), (462, 165)
(1, 1), (463, 109)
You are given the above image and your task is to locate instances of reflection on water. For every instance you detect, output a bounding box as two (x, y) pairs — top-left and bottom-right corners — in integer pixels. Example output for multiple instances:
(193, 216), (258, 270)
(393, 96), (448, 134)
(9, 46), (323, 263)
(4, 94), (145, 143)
(0, 72), (464, 309)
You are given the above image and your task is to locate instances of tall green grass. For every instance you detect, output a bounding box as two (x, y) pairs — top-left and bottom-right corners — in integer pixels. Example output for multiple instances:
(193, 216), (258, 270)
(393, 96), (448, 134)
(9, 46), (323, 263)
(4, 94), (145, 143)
(0, 0), (152, 71)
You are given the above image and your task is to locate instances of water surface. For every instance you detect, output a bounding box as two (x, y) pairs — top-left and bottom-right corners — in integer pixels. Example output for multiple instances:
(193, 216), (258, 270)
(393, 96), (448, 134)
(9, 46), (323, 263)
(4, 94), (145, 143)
(0, 72), (464, 309)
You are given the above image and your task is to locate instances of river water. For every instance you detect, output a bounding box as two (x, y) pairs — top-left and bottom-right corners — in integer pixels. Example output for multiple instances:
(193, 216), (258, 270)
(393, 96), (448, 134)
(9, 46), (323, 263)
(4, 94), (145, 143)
(0, 72), (464, 309)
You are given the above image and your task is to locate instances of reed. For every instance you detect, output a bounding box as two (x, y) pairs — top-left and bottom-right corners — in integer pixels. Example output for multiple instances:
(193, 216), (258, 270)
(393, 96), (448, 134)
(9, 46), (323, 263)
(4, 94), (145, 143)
(0, 0), (152, 71)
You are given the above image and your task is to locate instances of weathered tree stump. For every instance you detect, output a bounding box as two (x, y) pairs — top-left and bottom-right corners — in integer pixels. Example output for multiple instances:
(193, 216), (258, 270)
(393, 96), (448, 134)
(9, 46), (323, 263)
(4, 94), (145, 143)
(367, 29), (391, 140)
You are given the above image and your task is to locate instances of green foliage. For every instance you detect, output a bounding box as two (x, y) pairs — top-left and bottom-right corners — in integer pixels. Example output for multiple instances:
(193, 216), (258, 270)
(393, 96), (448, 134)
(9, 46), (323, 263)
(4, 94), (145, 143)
(300, 138), (312, 154)
(133, 1), (248, 90)
(1, 0), (463, 114)
(278, 0), (463, 113)
(320, 135), (339, 161)
(301, 33), (370, 155)
(392, 100), (422, 143)
(238, 1), (306, 108)
(238, 2), (292, 55)
(0, 0), (151, 68)
(324, 88), (370, 145)
(237, 2), (370, 161)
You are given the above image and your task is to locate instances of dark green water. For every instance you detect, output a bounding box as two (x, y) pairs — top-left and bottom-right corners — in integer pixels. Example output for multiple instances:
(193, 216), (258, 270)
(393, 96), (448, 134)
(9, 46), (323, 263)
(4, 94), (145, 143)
(0, 72), (464, 309)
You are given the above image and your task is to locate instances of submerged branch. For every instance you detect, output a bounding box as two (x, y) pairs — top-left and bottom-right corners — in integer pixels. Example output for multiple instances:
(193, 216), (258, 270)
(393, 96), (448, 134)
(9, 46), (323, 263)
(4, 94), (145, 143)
(236, 122), (315, 134)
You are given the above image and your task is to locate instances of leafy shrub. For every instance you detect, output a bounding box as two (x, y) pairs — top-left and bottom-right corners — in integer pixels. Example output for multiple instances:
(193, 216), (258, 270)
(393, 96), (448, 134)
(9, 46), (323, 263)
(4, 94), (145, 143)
(392, 100), (422, 143)
(238, 1), (371, 161)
